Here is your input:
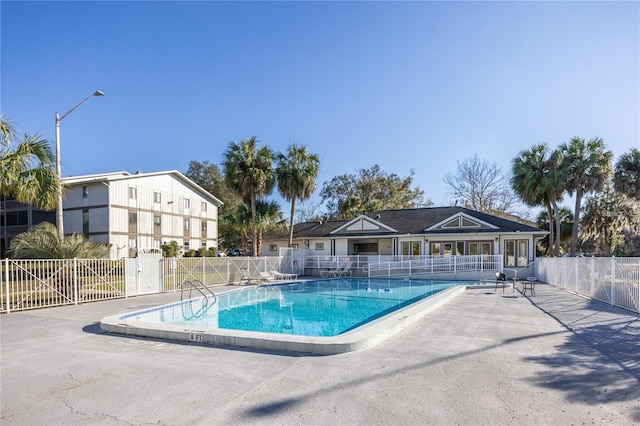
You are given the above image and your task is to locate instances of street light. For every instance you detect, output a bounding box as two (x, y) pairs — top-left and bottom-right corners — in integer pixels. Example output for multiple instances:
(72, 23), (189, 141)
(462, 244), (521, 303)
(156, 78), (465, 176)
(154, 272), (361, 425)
(55, 90), (104, 238)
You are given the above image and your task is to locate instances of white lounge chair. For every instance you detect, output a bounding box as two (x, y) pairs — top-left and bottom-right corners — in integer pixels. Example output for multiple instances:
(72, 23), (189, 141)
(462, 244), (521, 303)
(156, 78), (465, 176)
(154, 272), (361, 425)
(321, 262), (352, 278)
(270, 271), (298, 280)
(240, 269), (270, 285)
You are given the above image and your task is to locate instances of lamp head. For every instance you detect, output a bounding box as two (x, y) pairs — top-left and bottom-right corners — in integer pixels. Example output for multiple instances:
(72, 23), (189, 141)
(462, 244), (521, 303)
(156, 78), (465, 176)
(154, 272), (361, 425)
(94, 90), (105, 97)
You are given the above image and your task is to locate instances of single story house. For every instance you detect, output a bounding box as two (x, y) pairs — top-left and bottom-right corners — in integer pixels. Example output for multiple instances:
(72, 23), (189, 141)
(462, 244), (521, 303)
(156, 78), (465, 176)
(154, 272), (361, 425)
(264, 207), (547, 276)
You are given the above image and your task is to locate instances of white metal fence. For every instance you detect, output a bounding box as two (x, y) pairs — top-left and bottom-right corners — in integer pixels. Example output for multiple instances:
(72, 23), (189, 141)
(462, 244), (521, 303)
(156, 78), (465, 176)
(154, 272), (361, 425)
(1, 251), (306, 313)
(8, 254), (636, 314)
(536, 257), (640, 314)
(365, 255), (503, 278)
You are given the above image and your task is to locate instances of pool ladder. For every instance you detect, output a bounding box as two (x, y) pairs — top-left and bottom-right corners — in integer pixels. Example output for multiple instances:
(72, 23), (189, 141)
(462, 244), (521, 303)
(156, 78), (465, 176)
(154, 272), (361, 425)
(180, 280), (217, 320)
(181, 280), (217, 305)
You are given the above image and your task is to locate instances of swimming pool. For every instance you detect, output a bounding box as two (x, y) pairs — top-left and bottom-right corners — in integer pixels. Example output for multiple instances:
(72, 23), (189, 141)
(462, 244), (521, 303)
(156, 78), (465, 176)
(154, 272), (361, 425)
(100, 278), (469, 354)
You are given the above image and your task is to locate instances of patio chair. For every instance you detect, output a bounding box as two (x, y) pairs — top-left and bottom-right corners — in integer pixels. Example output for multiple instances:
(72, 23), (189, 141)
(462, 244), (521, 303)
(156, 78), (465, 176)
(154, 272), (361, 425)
(321, 262), (353, 278)
(338, 262), (353, 277)
(240, 269), (270, 285)
(495, 271), (516, 293)
(321, 263), (343, 278)
(270, 271), (298, 280)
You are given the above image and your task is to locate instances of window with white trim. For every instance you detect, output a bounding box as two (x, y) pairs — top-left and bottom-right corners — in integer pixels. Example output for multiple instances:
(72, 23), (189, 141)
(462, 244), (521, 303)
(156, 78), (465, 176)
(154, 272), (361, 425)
(504, 239), (528, 267)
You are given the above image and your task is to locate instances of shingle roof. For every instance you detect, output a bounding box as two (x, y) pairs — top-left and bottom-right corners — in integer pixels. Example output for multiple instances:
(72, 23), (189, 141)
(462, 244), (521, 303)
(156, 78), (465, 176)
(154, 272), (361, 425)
(292, 207), (545, 238)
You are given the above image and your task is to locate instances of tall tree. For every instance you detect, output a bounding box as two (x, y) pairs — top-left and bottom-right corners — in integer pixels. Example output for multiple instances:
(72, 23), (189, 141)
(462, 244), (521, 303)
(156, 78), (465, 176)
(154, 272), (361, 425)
(0, 116), (63, 210)
(254, 199), (286, 256)
(443, 154), (518, 213)
(560, 137), (613, 255)
(613, 148), (640, 200)
(222, 136), (275, 257)
(320, 164), (430, 219)
(580, 185), (640, 256)
(512, 143), (565, 256)
(535, 207), (574, 255)
(276, 143), (321, 247)
(8, 222), (109, 259)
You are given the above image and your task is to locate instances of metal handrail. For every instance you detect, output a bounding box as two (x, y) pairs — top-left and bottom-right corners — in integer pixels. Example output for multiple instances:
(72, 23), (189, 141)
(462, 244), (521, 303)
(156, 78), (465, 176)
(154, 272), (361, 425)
(181, 280), (217, 305)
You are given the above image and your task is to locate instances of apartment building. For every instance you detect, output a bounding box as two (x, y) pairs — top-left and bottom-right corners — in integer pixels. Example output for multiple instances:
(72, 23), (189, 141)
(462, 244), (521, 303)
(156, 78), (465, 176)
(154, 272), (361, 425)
(60, 170), (223, 258)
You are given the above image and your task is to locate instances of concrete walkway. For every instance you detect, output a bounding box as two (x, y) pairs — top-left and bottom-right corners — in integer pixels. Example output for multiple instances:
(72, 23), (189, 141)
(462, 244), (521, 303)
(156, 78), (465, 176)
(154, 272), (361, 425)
(1, 283), (638, 425)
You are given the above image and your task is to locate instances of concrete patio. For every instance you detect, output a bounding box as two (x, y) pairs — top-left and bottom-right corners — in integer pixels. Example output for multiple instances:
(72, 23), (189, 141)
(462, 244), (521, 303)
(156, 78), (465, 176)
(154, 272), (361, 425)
(1, 283), (638, 425)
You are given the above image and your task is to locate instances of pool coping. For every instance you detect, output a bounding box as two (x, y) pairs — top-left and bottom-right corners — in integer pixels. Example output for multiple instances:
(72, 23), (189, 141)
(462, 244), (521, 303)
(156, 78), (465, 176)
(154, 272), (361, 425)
(99, 284), (467, 355)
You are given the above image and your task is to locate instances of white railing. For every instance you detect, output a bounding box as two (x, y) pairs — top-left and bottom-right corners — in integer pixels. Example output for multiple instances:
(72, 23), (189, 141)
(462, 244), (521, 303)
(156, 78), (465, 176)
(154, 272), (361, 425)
(367, 255), (503, 278)
(304, 254), (503, 278)
(1, 254), (307, 314)
(1, 258), (127, 313)
(536, 257), (640, 314)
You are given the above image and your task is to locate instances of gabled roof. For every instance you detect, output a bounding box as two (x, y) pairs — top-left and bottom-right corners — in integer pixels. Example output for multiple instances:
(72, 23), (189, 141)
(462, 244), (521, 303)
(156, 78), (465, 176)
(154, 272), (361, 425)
(330, 215), (397, 235)
(63, 170), (223, 206)
(291, 207), (546, 239)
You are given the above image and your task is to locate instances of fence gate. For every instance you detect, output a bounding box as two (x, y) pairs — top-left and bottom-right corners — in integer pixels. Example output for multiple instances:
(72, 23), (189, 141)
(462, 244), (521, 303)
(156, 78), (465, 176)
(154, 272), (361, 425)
(125, 252), (163, 296)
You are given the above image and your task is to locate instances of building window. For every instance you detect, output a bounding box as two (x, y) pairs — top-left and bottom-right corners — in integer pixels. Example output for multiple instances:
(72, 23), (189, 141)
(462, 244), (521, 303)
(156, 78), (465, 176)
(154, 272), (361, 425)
(518, 240), (529, 267)
(315, 243), (324, 251)
(154, 215), (161, 227)
(83, 210), (89, 225)
(184, 220), (189, 230)
(153, 191), (161, 203)
(128, 186), (137, 199)
(82, 186), (89, 198)
(443, 242), (453, 255)
(129, 238), (137, 249)
(184, 198), (190, 209)
(201, 221), (207, 231)
(270, 244), (278, 252)
(504, 240), (528, 267)
(469, 242), (479, 256)
(129, 212), (137, 224)
(430, 241), (493, 256)
(184, 241), (190, 251)
(402, 241), (420, 256)
(431, 242), (441, 255)
(202, 201), (207, 212)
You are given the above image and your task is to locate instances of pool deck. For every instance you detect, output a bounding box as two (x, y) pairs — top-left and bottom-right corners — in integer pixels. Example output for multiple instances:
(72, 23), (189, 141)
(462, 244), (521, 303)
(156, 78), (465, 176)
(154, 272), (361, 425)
(1, 283), (638, 425)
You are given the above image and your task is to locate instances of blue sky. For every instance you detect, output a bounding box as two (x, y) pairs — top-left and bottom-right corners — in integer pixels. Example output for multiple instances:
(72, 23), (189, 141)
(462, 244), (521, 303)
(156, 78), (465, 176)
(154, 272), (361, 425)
(2, 1), (638, 216)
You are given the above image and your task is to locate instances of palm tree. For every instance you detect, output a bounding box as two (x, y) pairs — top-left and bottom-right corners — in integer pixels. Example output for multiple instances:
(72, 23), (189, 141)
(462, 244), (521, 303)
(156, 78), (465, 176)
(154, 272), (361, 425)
(8, 221), (109, 259)
(560, 137), (613, 256)
(275, 143), (321, 247)
(0, 116), (63, 210)
(580, 185), (640, 256)
(223, 136), (275, 257)
(613, 148), (640, 200)
(0, 114), (17, 146)
(535, 207), (574, 255)
(512, 143), (565, 256)
(254, 199), (286, 256)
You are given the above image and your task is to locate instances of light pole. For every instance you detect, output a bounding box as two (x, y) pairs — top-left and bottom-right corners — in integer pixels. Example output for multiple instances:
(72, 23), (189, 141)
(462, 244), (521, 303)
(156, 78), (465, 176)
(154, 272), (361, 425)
(55, 90), (104, 238)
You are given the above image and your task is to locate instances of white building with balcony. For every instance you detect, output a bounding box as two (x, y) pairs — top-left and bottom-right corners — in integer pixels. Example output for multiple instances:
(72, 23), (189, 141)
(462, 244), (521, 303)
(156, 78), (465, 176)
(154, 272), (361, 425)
(62, 170), (223, 259)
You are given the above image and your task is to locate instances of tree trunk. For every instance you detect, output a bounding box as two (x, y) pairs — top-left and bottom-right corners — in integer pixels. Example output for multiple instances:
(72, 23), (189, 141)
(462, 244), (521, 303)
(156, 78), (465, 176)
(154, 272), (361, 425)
(571, 189), (583, 256)
(547, 204), (555, 256)
(250, 194), (257, 257)
(288, 198), (297, 247)
(552, 199), (561, 257)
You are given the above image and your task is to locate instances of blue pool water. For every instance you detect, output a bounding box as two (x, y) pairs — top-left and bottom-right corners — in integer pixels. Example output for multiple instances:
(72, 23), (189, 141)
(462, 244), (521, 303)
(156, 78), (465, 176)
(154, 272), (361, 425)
(124, 278), (463, 337)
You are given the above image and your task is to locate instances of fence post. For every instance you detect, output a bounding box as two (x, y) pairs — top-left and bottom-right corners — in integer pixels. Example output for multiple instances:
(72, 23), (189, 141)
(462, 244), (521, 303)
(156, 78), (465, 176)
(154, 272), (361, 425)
(610, 257), (616, 307)
(4, 258), (9, 314)
(73, 258), (78, 305)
